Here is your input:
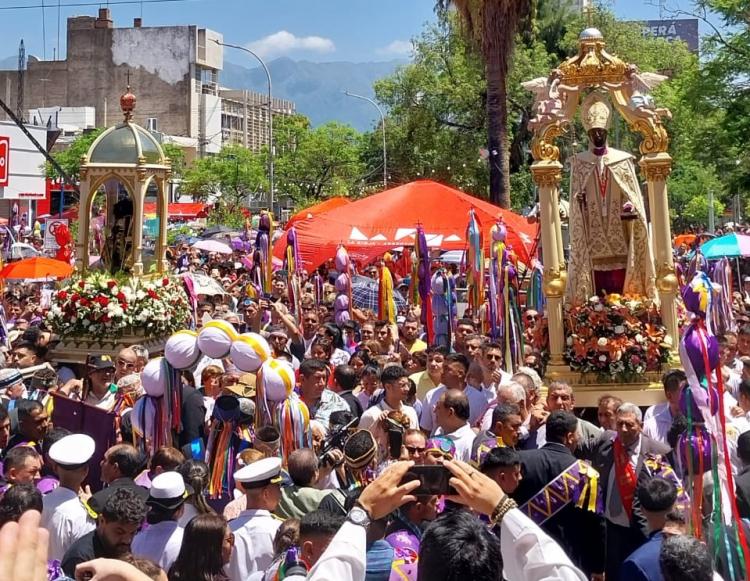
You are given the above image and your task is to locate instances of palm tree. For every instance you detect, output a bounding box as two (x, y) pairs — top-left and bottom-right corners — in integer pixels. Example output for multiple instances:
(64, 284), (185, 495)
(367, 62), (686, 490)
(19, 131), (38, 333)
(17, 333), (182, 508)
(437, 1), (532, 208)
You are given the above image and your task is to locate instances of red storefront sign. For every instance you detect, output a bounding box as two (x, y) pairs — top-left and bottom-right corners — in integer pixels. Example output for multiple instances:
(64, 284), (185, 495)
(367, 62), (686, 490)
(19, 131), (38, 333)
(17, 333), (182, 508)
(0, 136), (9, 187)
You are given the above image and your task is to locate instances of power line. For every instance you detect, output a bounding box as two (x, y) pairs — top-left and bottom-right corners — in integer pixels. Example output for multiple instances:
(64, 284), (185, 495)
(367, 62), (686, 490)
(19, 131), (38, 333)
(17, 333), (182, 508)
(0, 0), (195, 10)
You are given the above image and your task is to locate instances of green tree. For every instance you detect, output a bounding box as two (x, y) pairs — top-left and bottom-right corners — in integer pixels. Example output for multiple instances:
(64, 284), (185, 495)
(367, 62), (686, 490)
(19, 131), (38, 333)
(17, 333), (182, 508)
(45, 128), (104, 181)
(436, 1), (533, 208)
(180, 144), (265, 214)
(274, 116), (364, 202)
(161, 143), (186, 179)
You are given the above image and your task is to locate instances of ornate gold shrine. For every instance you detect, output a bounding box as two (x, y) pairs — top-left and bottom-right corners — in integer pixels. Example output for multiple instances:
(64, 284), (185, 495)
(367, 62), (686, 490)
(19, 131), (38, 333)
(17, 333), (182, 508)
(75, 86), (172, 277)
(52, 87), (173, 365)
(524, 28), (678, 404)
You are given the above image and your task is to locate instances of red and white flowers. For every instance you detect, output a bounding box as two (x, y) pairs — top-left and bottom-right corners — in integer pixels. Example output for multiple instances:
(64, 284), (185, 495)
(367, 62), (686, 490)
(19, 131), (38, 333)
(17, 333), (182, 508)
(48, 273), (190, 338)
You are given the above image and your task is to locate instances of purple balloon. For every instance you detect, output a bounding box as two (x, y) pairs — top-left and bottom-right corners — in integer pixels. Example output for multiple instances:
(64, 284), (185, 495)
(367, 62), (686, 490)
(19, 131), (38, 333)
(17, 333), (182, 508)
(335, 310), (350, 325)
(259, 212), (271, 232)
(287, 227), (297, 248)
(334, 295), (349, 312)
(335, 273), (350, 293)
(682, 272), (712, 318)
(492, 222), (507, 242)
(678, 427), (714, 473)
(682, 323), (719, 381)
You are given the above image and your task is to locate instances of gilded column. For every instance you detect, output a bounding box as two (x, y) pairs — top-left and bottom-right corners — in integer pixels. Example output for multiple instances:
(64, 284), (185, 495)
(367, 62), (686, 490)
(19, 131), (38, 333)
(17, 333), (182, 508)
(640, 152), (679, 351)
(131, 160), (147, 277)
(75, 161), (90, 274)
(531, 160), (566, 367)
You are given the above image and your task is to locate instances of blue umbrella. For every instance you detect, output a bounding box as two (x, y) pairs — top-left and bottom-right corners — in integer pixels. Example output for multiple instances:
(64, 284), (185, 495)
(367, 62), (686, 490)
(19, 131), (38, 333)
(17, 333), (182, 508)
(700, 233), (750, 259)
(351, 275), (407, 312)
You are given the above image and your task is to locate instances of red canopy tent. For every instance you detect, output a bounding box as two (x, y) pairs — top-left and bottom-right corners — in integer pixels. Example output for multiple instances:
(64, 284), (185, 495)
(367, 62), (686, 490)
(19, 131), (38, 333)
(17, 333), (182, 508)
(274, 180), (538, 272)
(284, 196), (350, 231)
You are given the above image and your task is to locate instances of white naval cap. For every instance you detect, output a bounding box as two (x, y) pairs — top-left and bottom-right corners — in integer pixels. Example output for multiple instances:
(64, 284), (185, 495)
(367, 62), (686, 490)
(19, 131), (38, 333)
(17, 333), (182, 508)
(148, 471), (190, 509)
(48, 434), (96, 467)
(234, 456), (283, 488)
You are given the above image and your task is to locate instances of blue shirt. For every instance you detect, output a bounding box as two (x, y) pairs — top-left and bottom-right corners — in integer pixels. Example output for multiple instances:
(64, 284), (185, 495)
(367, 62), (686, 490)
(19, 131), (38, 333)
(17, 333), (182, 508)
(620, 531), (664, 581)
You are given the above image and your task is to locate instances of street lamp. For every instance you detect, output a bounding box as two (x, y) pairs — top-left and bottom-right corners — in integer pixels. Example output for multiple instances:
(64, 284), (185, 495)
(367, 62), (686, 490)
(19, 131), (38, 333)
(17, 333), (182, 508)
(215, 40), (274, 215)
(344, 90), (387, 189)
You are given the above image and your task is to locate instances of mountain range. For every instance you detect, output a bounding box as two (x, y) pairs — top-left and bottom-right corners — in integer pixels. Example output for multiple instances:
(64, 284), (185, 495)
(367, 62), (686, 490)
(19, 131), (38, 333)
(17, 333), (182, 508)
(0, 54), (405, 131)
(221, 57), (405, 131)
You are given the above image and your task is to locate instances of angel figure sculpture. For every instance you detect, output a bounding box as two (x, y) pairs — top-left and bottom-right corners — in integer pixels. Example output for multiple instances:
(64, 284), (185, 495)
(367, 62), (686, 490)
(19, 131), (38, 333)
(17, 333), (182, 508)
(523, 69), (575, 131)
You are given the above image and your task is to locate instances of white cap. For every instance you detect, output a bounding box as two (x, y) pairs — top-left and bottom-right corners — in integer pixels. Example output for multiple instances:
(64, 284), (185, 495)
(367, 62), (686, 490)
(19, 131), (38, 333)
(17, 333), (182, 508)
(150, 471), (187, 501)
(234, 457), (283, 487)
(48, 434), (96, 467)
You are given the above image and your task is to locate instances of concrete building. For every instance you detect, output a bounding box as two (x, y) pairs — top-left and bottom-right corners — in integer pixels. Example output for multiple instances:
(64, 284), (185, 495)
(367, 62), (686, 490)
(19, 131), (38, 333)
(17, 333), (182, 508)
(220, 89), (296, 152)
(0, 8), (224, 156)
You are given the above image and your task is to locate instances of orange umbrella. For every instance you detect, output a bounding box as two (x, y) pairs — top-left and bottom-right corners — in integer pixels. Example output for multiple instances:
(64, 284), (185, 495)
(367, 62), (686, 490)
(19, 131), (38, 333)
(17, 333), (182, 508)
(0, 257), (74, 280)
(674, 234), (697, 247)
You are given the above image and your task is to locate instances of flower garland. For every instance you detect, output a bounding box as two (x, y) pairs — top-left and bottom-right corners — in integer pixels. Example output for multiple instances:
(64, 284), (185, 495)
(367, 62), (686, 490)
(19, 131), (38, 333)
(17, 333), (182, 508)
(47, 273), (191, 338)
(564, 294), (672, 381)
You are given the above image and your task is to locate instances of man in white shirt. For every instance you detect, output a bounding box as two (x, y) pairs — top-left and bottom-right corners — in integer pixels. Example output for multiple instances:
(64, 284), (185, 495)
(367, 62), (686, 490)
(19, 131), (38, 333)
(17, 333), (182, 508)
(359, 365), (419, 431)
(359, 365), (419, 462)
(228, 457), (284, 580)
(42, 433), (97, 561)
(643, 369), (685, 445)
(131, 471), (187, 571)
(433, 389), (476, 462)
(421, 353), (491, 434)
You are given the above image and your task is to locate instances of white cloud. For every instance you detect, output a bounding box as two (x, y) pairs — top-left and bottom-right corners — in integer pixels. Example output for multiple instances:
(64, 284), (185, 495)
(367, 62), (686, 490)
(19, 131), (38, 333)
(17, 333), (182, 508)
(377, 40), (413, 57)
(246, 30), (335, 59)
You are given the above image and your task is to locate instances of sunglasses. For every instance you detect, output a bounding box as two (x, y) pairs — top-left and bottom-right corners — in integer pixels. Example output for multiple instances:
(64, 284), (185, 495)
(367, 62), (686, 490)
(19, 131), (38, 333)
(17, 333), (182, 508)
(485, 353), (502, 361)
(405, 445), (425, 454)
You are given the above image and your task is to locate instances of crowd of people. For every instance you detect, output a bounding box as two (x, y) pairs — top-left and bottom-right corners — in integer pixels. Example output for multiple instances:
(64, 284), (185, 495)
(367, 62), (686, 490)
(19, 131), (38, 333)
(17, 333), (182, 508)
(0, 244), (744, 581)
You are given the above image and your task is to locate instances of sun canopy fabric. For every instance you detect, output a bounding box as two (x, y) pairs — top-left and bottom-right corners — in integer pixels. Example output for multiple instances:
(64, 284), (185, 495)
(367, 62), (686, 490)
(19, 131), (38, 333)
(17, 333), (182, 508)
(284, 197), (351, 231)
(274, 180), (537, 272)
(700, 233), (750, 259)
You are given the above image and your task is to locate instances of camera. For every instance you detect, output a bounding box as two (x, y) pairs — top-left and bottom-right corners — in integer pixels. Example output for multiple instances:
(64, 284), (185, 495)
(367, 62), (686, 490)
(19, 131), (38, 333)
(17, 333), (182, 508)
(318, 415), (358, 467)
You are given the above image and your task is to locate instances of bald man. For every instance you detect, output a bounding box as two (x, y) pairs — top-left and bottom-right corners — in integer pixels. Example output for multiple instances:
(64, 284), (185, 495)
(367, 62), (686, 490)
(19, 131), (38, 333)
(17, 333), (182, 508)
(434, 389), (475, 462)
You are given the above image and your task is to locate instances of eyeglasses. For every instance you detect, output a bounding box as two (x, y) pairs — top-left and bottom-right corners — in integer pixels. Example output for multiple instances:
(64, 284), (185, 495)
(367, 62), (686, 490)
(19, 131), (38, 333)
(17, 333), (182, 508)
(485, 353), (503, 361)
(117, 359), (136, 369)
(405, 446), (425, 454)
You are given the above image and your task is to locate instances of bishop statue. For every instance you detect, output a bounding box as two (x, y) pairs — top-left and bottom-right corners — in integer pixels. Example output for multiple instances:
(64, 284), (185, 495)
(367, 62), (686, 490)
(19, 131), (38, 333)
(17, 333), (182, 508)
(566, 93), (656, 304)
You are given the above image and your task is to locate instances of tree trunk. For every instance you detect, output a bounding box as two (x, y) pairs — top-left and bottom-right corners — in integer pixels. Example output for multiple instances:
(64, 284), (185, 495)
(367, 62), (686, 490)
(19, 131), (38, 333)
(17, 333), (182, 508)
(485, 51), (510, 208)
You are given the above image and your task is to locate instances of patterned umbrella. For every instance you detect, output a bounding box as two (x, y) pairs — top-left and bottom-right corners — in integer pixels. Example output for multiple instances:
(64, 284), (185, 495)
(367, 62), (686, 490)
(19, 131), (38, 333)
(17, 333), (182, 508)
(351, 275), (407, 312)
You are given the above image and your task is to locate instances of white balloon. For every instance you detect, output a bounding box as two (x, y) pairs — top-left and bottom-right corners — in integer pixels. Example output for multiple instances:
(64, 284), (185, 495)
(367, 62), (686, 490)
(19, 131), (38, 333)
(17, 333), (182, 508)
(230, 333), (271, 372)
(141, 357), (167, 397)
(260, 358), (295, 402)
(197, 320), (238, 359)
(164, 330), (201, 370)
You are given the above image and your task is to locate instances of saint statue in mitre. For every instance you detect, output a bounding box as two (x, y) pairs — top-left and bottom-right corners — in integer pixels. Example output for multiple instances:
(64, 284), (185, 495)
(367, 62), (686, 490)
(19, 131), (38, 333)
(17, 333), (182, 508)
(566, 93), (656, 304)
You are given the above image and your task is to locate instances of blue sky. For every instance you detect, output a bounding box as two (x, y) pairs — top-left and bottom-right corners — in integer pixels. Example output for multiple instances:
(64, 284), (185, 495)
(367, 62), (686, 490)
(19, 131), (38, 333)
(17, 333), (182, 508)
(0, 0), (714, 63)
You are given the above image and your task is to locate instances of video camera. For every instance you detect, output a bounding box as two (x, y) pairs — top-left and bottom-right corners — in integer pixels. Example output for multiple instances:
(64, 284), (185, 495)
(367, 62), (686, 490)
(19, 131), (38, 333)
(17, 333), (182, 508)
(317, 416), (358, 468)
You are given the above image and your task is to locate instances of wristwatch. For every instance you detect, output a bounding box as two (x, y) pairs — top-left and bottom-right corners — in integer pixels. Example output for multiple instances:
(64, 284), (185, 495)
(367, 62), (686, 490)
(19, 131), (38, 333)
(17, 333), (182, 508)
(346, 502), (372, 528)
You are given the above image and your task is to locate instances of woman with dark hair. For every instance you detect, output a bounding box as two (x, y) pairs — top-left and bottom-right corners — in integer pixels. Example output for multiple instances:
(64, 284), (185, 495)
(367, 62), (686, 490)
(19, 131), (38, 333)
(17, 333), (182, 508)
(168, 513), (231, 581)
(176, 459), (213, 527)
(321, 323), (350, 366)
(348, 350), (370, 375)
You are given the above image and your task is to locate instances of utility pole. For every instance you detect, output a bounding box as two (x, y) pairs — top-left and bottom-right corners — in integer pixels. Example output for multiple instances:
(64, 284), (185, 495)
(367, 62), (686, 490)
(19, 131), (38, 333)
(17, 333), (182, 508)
(708, 189), (715, 234)
(17, 40), (25, 122)
(215, 40), (274, 216)
(344, 90), (387, 189)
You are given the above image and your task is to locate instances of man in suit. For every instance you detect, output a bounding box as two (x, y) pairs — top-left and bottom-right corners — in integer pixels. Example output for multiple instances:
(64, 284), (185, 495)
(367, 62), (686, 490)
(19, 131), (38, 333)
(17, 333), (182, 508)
(525, 381), (601, 451)
(589, 402), (671, 580)
(513, 410), (605, 578)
